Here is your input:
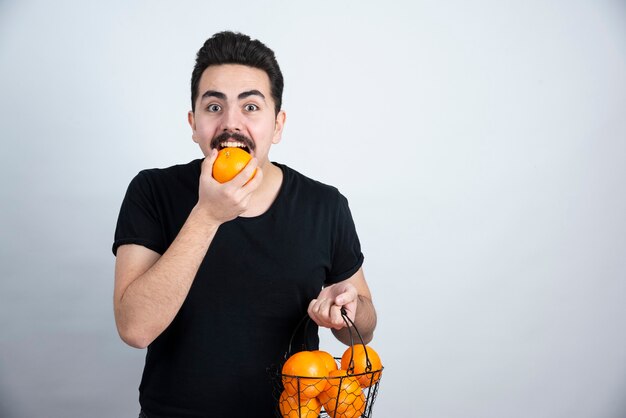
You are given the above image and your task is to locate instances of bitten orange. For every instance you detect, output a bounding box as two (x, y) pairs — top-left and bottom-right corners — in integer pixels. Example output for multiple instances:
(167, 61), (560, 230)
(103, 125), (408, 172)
(212, 147), (255, 183)
(318, 369), (365, 418)
(282, 351), (329, 398)
(279, 390), (321, 418)
(340, 345), (382, 388)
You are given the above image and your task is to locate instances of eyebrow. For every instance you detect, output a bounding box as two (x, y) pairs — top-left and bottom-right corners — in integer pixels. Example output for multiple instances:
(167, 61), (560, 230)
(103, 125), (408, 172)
(201, 90), (226, 101)
(238, 90), (265, 101)
(200, 89), (266, 102)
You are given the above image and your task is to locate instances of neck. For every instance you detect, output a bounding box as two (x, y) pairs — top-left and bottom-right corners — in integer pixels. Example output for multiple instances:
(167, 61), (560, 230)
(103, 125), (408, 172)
(240, 161), (283, 217)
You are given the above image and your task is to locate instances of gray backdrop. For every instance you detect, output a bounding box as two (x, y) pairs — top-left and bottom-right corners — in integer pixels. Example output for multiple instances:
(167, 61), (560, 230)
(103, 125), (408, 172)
(1, 0), (625, 417)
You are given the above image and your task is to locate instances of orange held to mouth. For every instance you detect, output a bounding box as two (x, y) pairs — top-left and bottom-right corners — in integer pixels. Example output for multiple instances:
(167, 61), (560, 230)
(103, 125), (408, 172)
(212, 147), (256, 183)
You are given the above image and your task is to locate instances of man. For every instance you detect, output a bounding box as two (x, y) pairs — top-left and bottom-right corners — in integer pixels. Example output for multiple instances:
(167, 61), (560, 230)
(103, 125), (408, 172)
(113, 31), (377, 418)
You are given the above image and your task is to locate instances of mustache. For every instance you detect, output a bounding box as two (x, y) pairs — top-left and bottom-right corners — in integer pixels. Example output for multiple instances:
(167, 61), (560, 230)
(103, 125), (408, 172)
(210, 132), (256, 151)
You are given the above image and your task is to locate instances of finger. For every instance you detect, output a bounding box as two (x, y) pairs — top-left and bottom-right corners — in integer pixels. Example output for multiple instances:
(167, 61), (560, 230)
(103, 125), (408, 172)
(308, 299), (324, 325)
(201, 148), (219, 171)
(308, 298), (330, 327)
(335, 283), (357, 305)
(329, 305), (344, 329)
(317, 298), (337, 328)
(240, 165), (263, 192)
(307, 298), (319, 318)
(232, 157), (259, 188)
(335, 289), (357, 307)
(200, 149), (220, 184)
(316, 297), (334, 316)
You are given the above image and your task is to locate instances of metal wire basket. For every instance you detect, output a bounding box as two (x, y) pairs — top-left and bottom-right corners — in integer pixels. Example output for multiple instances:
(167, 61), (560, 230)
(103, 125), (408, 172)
(269, 308), (383, 418)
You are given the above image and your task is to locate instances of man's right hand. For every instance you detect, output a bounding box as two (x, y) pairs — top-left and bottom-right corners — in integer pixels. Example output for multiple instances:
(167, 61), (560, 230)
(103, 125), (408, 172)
(195, 149), (263, 224)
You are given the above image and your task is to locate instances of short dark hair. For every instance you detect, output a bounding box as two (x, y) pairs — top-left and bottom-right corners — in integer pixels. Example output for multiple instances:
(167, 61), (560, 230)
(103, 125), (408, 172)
(191, 31), (284, 115)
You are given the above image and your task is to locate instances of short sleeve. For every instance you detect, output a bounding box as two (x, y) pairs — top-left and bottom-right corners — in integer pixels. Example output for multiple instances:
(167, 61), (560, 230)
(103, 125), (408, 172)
(112, 171), (166, 256)
(325, 193), (364, 284)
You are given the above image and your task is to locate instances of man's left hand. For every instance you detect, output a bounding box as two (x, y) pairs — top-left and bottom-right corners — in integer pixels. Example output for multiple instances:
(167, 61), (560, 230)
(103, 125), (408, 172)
(307, 282), (358, 329)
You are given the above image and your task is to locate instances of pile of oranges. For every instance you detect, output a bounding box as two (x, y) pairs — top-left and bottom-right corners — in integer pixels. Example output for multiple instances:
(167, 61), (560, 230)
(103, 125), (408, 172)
(279, 345), (382, 418)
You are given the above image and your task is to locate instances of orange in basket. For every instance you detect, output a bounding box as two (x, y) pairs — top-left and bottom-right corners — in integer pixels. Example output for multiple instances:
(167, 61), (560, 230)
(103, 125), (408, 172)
(318, 370), (366, 418)
(279, 390), (321, 418)
(341, 345), (382, 388)
(282, 351), (329, 398)
(273, 308), (384, 417)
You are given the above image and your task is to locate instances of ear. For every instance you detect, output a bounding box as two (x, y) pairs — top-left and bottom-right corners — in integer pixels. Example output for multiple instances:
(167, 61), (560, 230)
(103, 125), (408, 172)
(188, 110), (199, 143)
(272, 110), (286, 144)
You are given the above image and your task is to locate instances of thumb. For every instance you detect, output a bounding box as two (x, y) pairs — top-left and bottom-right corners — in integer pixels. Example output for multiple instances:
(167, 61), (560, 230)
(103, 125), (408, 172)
(200, 149), (219, 178)
(207, 148), (219, 165)
(335, 287), (357, 306)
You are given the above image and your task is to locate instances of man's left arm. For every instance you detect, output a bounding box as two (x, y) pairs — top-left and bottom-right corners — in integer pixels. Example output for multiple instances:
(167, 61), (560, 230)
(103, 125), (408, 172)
(307, 267), (377, 345)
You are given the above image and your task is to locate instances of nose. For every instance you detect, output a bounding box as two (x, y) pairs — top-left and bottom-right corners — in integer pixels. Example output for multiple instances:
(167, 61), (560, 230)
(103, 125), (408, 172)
(220, 107), (242, 132)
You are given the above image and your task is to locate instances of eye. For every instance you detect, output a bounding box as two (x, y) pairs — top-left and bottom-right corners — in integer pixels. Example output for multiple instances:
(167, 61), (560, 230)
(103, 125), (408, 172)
(244, 103), (259, 112)
(206, 104), (221, 112)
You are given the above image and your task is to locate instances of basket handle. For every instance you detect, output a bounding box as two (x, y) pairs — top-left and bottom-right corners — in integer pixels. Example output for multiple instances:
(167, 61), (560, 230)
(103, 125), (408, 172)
(284, 307), (373, 374)
(339, 307), (374, 374)
(285, 312), (314, 359)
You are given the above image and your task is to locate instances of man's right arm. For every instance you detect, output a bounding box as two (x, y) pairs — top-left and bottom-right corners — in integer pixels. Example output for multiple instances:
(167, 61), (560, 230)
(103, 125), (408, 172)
(113, 151), (261, 349)
(113, 208), (220, 349)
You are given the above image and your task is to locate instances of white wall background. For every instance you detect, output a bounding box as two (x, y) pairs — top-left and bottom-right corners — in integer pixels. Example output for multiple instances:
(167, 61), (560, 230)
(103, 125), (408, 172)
(1, 1), (625, 417)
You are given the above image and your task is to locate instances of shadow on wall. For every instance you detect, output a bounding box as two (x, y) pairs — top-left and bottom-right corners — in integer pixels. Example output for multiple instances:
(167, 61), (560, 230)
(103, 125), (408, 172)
(614, 383), (626, 418)
(0, 390), (17, 418)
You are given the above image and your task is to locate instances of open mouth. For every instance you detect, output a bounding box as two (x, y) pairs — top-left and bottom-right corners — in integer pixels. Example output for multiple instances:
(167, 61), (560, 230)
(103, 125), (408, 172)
(212, 132), (255, 155)
(218, 140), (251, 154)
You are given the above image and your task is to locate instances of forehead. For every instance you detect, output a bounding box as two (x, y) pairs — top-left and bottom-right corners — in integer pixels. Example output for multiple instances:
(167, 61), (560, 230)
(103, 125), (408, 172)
(198, 64), (271, 96)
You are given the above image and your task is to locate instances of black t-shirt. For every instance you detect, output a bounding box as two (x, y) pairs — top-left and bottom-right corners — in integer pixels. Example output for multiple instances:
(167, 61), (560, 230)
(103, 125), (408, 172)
(113, 159), (364, 418)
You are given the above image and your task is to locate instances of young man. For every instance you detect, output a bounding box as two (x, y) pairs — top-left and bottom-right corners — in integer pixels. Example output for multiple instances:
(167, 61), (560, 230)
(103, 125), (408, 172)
(113, 31), (377, 418)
